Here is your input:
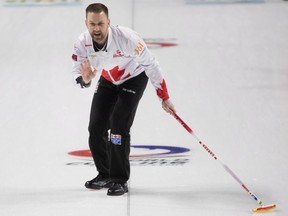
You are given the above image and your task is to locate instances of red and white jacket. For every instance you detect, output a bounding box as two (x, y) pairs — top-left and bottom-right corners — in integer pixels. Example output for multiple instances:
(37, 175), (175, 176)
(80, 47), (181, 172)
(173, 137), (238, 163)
(71, 25), (169, 100)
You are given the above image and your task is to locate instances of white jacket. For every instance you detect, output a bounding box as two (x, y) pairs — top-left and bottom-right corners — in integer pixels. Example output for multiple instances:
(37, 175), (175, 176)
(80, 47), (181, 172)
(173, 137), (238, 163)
(71, 25), (169, 100)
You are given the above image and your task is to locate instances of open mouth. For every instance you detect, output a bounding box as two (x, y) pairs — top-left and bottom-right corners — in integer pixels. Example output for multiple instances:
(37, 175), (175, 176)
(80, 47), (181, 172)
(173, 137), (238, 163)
(94, 32), (101, 38)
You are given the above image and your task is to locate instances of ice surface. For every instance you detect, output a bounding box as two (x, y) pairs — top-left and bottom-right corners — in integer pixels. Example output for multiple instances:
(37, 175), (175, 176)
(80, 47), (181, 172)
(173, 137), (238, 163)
(0, 0), (287, 215)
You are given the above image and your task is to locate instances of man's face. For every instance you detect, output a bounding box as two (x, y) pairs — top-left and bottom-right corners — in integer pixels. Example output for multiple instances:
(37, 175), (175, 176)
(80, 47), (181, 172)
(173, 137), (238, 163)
(85, 11), (110, 45)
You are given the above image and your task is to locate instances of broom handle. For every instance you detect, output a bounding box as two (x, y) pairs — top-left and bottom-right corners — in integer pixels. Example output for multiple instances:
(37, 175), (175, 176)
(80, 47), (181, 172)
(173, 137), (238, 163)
(172, 111), (263, 206)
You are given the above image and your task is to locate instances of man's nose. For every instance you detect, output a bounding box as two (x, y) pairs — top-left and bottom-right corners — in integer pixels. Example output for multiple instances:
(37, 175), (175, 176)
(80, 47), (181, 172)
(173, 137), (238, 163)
(93, 25), (100, 31)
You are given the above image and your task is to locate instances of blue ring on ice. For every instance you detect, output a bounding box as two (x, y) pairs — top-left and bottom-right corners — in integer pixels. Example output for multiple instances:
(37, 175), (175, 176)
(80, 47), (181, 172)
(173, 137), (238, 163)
(130, 145), (190, 158)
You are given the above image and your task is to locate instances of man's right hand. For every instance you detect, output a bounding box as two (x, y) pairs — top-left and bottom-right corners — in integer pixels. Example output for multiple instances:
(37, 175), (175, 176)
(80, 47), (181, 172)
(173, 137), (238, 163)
(80, 59), (97, 84)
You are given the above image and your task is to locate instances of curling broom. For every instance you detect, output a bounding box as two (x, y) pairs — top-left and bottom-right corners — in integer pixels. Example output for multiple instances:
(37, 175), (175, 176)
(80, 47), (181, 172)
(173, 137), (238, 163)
(172, 111), (276, 213)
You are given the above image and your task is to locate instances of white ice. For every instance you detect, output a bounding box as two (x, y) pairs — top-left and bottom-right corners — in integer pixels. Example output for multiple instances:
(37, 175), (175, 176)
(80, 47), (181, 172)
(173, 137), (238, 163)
(0, 0), (287, 215)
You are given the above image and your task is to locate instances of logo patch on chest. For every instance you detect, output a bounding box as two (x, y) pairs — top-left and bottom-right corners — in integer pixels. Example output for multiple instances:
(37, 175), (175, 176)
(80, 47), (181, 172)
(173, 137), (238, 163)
(113, 49), (124, 58)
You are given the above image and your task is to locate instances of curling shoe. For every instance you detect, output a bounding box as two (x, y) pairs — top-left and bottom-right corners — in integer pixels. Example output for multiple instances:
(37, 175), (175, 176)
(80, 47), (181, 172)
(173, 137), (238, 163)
(85, 174), (111, 190)
(107, 182), (128, 196)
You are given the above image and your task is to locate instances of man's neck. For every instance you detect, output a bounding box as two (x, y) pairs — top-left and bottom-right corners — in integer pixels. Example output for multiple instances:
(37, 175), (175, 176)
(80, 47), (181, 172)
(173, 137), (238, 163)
(93, 38), (108, 52)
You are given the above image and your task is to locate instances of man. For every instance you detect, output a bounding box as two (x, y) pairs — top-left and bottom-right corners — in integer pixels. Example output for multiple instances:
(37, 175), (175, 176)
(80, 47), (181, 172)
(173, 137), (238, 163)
(72, 3), (175, 196)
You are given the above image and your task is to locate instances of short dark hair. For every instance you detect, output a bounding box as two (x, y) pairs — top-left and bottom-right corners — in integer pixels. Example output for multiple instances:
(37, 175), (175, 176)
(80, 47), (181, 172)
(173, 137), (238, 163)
(86, 3), (109, 18)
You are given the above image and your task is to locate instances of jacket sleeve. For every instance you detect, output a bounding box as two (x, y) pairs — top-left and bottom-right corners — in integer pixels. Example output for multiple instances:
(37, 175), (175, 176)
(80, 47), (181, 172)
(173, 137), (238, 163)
(126, 32), (170, 100)
(71, 37), (91, 88)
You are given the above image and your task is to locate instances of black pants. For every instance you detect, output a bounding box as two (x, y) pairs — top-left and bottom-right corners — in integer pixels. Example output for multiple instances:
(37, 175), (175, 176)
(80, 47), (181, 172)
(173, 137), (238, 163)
(88, 72), (148, 183)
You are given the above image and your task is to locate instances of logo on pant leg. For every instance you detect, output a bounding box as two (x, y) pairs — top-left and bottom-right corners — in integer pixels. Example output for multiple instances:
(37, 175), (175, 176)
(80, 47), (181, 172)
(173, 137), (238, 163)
(111, 134), (121, 145)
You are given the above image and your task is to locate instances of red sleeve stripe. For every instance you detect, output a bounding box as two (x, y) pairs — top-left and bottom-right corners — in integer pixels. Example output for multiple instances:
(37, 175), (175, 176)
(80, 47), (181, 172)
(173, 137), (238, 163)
(156, 79), (169, 100)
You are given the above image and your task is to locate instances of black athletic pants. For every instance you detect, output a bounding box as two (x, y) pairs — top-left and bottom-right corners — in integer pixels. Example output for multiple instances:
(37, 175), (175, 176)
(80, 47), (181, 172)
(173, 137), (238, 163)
(88, 72), (148, 183)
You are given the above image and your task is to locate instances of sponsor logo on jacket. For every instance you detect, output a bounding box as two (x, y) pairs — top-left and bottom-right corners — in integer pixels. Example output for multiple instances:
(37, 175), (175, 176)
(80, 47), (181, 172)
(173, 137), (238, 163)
(113, 49), (124, 58)
(134, 41), (145, 55)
